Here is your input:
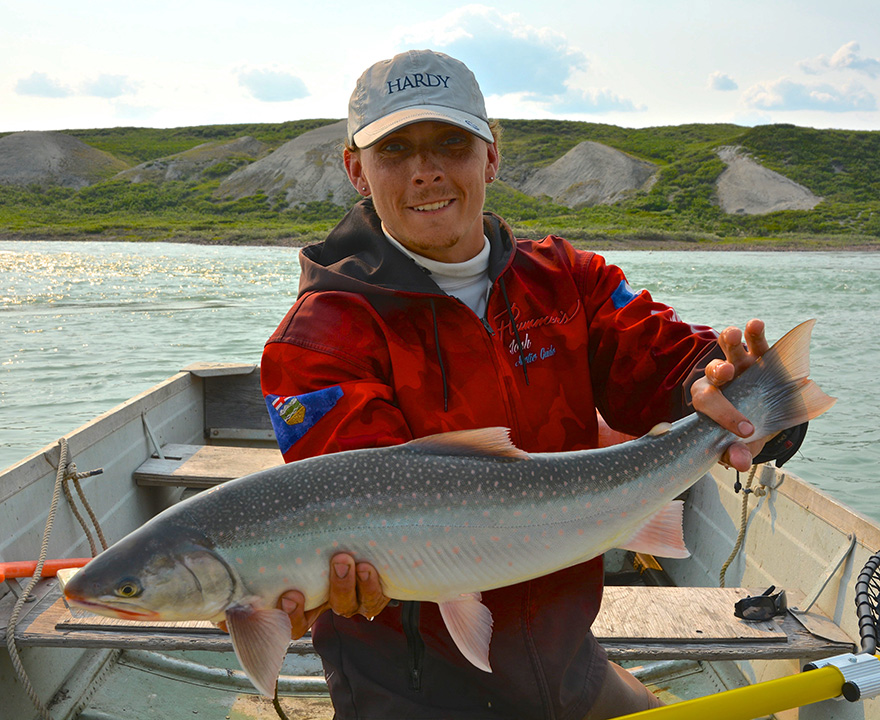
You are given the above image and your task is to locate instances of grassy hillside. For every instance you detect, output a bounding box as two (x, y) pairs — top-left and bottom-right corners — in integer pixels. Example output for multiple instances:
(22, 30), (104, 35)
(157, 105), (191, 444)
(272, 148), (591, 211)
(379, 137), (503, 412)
(1, 120), (879, 247)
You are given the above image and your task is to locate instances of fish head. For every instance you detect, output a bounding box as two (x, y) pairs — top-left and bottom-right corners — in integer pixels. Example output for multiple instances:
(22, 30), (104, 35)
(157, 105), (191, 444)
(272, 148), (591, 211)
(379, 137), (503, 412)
(64, 523), (238, 622)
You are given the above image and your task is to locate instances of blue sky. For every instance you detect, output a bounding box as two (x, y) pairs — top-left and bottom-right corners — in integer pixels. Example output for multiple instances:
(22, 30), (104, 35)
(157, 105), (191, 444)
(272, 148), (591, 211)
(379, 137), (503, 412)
(3, 0), (880, 133)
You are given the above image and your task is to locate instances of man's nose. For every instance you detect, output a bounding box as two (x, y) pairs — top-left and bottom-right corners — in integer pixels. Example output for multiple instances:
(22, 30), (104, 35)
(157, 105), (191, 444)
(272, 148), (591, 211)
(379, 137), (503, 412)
(412, 151), (444, 185)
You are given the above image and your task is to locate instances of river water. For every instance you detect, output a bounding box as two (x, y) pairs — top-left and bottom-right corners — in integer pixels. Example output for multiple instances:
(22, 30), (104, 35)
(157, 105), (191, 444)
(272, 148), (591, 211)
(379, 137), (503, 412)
(2, 240), (878, 521)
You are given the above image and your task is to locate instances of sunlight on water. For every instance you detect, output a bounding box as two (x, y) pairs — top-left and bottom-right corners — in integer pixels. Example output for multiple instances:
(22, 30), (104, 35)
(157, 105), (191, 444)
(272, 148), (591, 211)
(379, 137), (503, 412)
(2, 242), (879, 522)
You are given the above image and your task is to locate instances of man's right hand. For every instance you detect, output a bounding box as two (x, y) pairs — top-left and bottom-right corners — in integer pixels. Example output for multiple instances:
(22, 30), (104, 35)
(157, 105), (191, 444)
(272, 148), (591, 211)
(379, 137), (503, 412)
(278, 553), (390, 639)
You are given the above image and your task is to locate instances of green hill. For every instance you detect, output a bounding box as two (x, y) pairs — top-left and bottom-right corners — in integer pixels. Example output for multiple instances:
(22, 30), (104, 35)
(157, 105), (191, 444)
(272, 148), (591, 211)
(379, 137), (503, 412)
(1, 120), (878, 248)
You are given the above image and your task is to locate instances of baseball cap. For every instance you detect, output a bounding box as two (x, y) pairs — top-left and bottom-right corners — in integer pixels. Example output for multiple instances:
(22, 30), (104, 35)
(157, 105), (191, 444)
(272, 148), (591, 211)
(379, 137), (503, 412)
(348, 49), (493, 149)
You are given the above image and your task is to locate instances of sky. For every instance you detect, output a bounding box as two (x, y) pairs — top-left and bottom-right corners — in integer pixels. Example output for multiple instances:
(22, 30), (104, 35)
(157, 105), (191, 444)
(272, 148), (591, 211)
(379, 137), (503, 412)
(3, 0), (880, 134)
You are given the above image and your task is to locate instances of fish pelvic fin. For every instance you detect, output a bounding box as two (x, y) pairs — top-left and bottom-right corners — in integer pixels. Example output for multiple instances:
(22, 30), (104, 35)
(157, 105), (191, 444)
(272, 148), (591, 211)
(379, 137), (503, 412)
(225, 601), (292, 697)
(617, 500), (690, 559)
(438, 592), (494, 673)
(742, 319), (836, 438)
(406, 428), (530, 461)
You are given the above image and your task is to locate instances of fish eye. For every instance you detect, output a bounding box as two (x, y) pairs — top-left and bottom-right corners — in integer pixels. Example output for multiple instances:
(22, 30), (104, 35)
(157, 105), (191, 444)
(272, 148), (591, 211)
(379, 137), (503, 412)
(115, 579), (143, 598)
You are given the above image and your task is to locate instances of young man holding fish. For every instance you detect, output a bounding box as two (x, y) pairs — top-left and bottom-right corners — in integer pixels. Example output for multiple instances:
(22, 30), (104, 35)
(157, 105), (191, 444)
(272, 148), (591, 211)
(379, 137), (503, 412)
(260, 50), (786, 719)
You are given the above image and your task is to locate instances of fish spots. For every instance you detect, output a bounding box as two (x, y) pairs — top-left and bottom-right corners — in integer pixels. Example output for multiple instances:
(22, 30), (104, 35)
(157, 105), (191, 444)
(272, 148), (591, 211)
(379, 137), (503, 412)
(474, 556), (482, 564)
(523, 535), (531, 543)
(236, 557), (243, 564)
(369, 540), (378, 547)
(296, 558), (303, 565)
(401, 535), (408, 543)
(259, 567), (266, 574)
(413, 559), (423, 568)
(453, 547), (461, 555)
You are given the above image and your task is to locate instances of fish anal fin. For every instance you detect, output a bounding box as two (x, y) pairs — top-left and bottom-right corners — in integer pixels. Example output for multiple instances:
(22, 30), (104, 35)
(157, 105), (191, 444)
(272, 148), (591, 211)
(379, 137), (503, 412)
(225, 602), (292, 697)
(406, 428), (529, 461)
(438, 592), (494, 672)
(617, 500), (690, 559)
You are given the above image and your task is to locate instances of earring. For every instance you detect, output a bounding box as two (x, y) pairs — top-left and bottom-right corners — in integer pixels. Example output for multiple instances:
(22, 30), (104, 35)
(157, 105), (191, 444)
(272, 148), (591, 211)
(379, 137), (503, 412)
(487, 175), (495, 183)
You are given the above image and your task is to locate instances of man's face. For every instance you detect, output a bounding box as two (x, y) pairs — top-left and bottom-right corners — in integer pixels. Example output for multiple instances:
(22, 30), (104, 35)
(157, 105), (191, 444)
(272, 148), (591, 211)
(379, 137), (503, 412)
(345, 121), (499, 263)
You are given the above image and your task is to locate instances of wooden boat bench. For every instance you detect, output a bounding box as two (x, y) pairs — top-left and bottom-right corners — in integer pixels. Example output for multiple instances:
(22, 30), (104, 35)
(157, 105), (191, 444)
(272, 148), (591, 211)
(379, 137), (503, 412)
(133, 443), (283, 488)
(7, 583), (855, 663)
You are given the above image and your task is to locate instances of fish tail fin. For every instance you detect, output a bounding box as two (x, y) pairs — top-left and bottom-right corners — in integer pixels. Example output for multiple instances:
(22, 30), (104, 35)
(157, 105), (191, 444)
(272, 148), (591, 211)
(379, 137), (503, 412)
(744, 319), (836, 439)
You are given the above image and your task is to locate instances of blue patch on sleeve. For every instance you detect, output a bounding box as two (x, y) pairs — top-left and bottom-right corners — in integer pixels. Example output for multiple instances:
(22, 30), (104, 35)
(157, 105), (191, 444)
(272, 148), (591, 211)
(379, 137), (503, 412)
(611, 280), (639, 309)
(265, 386), (343, 454)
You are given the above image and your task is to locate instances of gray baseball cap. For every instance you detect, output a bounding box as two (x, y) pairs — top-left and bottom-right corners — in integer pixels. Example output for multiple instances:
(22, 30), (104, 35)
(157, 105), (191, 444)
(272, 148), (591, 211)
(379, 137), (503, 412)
(347, 49), (493, 149)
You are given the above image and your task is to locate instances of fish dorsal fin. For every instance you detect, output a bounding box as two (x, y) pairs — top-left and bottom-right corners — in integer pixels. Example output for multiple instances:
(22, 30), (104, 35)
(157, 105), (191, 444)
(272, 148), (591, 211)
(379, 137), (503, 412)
(405, 428), (529, 461)
(438, 592), (494, 672)
(225, 601), (292, 697)
(648, 422), (673, 436)
(617, 500), (690, 559)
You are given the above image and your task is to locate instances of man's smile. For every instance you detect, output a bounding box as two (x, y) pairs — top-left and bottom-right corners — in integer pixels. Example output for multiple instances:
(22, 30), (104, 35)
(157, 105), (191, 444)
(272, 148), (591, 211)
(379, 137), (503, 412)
(413, 199), (453, 212)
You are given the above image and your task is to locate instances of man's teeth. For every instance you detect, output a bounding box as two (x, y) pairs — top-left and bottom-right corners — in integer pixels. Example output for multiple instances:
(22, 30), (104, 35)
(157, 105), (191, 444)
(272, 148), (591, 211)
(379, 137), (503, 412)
(414, 200), (451, 212)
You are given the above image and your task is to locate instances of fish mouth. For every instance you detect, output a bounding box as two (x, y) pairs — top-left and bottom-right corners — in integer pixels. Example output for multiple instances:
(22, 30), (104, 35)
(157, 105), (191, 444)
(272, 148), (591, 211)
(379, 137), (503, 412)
(64, 595), (160, 621)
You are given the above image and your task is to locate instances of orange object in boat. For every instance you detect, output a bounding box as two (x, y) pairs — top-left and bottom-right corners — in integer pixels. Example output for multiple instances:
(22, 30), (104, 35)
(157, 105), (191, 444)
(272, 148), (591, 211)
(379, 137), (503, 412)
(0, 558), (91, 583)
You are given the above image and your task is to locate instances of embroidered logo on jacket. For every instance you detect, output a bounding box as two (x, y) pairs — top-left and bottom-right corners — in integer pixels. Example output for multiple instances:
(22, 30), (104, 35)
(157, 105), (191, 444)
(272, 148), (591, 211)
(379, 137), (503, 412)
(265, 386), (343, 454)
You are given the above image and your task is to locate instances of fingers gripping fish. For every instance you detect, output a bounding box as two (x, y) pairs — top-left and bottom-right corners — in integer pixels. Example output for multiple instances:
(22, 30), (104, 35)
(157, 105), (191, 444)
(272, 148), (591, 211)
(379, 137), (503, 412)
(64, 320), (835, 697)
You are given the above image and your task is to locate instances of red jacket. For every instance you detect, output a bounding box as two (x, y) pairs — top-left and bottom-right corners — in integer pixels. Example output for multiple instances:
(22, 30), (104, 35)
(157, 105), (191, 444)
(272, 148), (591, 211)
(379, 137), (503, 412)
(261, 200), (718, 719)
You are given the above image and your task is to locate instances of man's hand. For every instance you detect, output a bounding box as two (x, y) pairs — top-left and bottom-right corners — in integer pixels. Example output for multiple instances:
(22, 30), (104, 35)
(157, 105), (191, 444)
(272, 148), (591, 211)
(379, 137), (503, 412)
(277, 553), (390, 639)
(690, 319), (771, 471)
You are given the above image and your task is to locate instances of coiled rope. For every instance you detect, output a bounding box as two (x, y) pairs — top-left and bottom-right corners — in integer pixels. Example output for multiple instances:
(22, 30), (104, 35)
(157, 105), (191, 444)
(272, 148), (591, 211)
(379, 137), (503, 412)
(5, 438), (105, 720)
(719, 465), (763, 588)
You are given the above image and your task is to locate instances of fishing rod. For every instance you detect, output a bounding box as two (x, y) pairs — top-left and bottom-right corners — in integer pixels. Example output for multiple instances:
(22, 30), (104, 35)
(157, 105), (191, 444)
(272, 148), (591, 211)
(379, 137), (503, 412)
(615, 549), (880, 720)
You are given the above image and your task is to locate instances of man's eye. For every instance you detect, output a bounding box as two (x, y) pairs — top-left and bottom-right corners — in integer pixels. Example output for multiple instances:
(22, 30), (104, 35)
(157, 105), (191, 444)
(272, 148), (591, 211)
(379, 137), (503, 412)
(380, 142), (406, 153)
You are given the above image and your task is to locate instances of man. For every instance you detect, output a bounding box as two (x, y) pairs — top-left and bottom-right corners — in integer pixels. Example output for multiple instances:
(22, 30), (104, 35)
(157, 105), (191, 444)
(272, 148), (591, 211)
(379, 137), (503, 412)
(261, 49), (775, 719)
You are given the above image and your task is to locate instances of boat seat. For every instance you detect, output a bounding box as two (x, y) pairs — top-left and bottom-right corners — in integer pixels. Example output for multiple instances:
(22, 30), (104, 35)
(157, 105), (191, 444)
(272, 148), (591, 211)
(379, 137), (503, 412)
(7, 583), (855, 664)
(133, 444), (283, 488)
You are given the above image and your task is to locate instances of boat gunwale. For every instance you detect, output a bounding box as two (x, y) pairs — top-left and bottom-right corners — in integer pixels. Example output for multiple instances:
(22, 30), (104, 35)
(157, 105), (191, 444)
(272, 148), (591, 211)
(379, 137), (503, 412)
(0, 370), (194, 505)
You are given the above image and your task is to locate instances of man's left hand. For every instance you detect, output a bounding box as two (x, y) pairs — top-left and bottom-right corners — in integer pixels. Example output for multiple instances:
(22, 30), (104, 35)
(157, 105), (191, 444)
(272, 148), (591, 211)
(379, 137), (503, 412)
(690, 319), (771, 471)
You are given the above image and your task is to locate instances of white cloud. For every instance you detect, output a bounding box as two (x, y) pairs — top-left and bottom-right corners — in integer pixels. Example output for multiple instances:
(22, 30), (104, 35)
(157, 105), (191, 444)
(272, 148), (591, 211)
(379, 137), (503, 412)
(799, 41), (880, 79)
(744, 77), (877, 112)
(15, 72), (72, 98)
(238, 69), (309, 102)
(399, 4), (641, 114)
(708, 71), (738, 92)
(81, 74), (138, 99)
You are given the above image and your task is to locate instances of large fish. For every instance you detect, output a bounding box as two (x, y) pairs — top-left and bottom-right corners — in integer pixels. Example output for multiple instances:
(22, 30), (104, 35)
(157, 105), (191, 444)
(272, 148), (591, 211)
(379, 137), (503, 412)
(64, 320), (834, 697)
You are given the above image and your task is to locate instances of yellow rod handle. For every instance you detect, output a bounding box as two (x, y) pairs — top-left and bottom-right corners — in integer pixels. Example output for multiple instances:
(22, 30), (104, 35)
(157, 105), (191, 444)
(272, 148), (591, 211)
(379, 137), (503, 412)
(614, 665), (845, 720)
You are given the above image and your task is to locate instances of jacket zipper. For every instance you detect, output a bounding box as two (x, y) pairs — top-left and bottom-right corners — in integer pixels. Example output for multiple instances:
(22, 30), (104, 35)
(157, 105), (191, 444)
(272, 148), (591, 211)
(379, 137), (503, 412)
(401, 601), (425, 691)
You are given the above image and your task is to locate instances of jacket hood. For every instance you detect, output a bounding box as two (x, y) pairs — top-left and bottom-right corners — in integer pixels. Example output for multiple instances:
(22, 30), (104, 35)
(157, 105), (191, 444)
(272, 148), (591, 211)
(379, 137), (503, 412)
(298, 199), (517, 298)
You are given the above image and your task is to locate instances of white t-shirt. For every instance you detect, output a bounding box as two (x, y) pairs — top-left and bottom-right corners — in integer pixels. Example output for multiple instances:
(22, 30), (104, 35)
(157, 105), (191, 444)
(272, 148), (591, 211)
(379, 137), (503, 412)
(382, 225), (492, 317)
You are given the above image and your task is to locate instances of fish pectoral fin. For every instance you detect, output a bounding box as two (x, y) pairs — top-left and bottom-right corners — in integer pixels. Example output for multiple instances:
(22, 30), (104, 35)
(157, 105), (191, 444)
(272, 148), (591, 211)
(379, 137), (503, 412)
(405, 428), (530, 461)
(617, 500), (690, 559)
(438, 592), (494, 673)
(225, 603), (292, 697)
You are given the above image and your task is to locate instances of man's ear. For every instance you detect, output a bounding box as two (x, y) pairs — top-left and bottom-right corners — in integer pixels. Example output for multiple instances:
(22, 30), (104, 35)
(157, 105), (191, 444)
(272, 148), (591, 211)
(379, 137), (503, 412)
(344, 148), (370, 196)
(486, 140), (500, 182)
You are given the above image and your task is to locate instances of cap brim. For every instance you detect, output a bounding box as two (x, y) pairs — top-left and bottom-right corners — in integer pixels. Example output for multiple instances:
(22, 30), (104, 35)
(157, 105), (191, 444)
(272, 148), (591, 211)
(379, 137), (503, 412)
(352, 105), (493, 148)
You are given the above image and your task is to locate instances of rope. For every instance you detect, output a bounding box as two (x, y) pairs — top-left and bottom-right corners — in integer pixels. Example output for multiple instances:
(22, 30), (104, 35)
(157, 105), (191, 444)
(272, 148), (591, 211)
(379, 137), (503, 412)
(719, 465), (761, 588)
(62, 463), (108, 555)
(5, 437), (70, 720)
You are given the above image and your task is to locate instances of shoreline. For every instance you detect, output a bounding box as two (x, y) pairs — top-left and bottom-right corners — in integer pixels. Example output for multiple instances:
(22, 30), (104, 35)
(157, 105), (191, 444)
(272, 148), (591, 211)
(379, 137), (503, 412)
(1, 231), (878, 252)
